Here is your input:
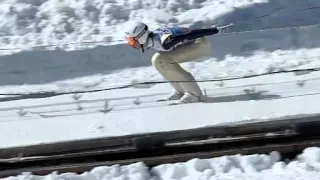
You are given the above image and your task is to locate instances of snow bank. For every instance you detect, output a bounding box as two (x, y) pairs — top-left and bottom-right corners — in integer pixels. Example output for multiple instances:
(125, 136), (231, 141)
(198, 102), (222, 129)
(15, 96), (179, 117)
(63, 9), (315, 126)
(0, 0), (319, 52)
(4, 162), (151, 180)
(4, 147), (320, 180)
(0, 0), (266, 51)
(151, 147), (320, 180)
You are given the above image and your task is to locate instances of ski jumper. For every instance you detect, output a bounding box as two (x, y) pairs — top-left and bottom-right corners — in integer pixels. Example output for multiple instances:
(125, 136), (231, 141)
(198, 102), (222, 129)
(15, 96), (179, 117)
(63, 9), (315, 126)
(148, 26), (219, 98)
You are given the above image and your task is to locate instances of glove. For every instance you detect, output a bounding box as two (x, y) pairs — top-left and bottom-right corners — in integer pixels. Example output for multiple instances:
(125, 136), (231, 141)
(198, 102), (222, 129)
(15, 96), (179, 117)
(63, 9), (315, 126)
(214, 23), (234, 34)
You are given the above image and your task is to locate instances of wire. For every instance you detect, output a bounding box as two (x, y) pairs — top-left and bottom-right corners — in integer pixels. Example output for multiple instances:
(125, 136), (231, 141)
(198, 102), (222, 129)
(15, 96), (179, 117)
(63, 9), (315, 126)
(0, 67), (318, 97)
(247, 6), (320, 20)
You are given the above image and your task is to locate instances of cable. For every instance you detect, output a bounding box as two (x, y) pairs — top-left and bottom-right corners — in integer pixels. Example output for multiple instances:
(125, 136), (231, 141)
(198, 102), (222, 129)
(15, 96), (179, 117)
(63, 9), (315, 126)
(242, 6), (320, 21)
(0, 67), (318, 97)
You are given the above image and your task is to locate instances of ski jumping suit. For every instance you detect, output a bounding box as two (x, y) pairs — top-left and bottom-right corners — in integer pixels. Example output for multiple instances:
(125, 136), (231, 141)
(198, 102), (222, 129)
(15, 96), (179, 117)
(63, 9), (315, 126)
(147, 26), (219, 98)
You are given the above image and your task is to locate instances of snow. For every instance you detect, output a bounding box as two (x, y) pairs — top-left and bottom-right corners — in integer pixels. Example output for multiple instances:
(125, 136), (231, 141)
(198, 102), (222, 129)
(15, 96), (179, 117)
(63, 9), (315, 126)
(4, 147), (320, 180)
(0, 45), (320, 94)
(0, 0), (319, 53)
(0, 0), (266, 52)
(0, 0), (320, 178)
(1, 57), (320, 148)
(0, 0), (318, 149)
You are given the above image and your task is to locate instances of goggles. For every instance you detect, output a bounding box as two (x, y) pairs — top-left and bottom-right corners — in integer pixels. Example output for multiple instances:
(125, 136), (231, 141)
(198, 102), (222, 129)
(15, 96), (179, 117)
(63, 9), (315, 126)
(125, 36), (141, 49)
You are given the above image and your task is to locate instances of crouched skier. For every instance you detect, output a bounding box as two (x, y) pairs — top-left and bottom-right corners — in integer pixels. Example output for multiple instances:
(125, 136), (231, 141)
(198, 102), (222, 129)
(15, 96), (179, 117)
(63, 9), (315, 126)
(124, 21), (231, 104)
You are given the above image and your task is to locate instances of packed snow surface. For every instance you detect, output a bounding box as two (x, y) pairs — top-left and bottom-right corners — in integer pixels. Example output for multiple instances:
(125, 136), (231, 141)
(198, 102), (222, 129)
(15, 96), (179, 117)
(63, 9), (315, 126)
(0, 46), (320, 148)
(0, 47), (319, 94)
(3, 147), (320, 180)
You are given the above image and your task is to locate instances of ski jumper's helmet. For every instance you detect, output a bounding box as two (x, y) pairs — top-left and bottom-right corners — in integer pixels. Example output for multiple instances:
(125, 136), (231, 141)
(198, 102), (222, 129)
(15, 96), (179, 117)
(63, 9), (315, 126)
(125, 21), (150, 52)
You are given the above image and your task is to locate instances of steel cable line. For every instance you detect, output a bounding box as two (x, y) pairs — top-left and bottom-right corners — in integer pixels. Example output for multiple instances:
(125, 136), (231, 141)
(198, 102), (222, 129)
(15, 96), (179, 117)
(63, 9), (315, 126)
(0, 67), (318, 96)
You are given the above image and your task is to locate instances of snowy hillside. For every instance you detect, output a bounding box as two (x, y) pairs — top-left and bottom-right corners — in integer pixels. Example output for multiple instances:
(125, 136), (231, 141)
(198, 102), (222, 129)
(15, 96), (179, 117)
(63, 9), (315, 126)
(1, 0), (320, 179)
(0, 0), (319, 52)
(0, 47), (319, 94)
(0, 0), (319, 147)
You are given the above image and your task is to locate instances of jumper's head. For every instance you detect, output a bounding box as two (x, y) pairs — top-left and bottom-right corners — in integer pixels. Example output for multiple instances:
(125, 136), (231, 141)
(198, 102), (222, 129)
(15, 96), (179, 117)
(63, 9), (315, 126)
(124, 21), (150, 52)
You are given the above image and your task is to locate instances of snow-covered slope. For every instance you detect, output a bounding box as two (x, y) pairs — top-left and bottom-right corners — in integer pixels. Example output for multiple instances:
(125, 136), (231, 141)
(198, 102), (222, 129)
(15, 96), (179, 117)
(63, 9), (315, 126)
(0, 46), (319, 94)
(0, 24), (319, 86)
(0, 0), (319, 86)
(0, 0), (319, 52)
(0, 0), (264, 50)
(0, 0), (319, 147)
(0, 0), (320, 179)
(2, 67), (320, 148)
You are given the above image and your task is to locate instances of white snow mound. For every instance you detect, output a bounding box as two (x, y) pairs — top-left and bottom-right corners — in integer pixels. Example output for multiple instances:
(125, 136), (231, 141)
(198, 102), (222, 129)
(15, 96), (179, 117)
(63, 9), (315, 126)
(0, 0), (267, 50)
(4, 147), (320, 180)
